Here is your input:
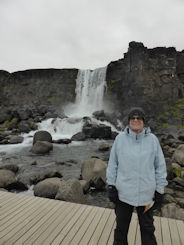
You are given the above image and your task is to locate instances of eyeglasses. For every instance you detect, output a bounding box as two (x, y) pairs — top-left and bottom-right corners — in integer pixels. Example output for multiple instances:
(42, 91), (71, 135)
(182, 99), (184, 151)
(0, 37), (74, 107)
(130, 116), (143, 121)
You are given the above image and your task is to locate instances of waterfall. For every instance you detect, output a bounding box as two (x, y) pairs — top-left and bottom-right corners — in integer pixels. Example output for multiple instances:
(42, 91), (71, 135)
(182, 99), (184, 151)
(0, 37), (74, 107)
(22, 67), (109, 141)
(65, 67), (107, 117)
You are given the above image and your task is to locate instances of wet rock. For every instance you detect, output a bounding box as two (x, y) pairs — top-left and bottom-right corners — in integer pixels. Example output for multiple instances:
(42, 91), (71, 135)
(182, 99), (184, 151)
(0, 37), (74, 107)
(33, 130), (52, 145)
(79, 180), (90, 194)
(18, 123), (31, 133)
(111, 131), (119, 139)
(172, 144), (184, 166)
(83, 123), (112, 139)
(30, 141), (53, 154)
(163, 194), (177, 204)
(175, 198), (184, 208)
(0, 169), (16, 189)
(30, 170), (63, 184)
(81, 157), (107, 190)
(161, 203), (184, 220)
(8, 135), (24, 144)
(0, 164), (19, 173)
(92, 110), (105, 119)
(71, 132), (86, 141)
(53, 138), (71, 144)
(175, 190), (184, 198)
(56, 178), (85, 204)
(98, 143), (110, 152)
(173, 177), (184, 187)
(34, 177), (62, 199)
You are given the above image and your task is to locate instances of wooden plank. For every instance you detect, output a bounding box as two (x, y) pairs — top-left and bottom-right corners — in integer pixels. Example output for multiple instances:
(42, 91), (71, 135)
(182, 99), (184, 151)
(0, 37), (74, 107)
(128, 213), (138, 245)
(34, 202), (76, 245)
(98, 209), (116, 245)
(88, 208), (112, 245)
(107, 221), (116, 245)
(0, 194), (30, 215)
(12, 201), (63, 245)
(51, 204), (88, 245)
(154, 216), (162, 245)
(77, 207), (105, 245)
(0, 198), (49, 243)
(69, 206), (99, 245)
(42, 202), (82, 244)
(168, 218), (181, 245)
(0, 196), (41, 231)
(135, 224), (141, 245)
(161, 217), (172, 245)
(24, 201), (69, 245)
(176, 219), (184, 245)
(56, 205), (94, 245)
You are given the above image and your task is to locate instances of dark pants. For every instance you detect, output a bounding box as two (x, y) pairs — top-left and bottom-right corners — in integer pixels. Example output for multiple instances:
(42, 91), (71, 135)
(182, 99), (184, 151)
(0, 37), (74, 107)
(113, 200), (157, 245)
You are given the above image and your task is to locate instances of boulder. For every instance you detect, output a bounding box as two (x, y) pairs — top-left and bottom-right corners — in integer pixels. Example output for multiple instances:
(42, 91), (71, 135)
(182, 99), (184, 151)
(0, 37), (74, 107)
(8, 135), (24, 144)
(0, 164), (19, 173)
(79, 180), (90, 194)
(71, 132), (86, 141)
(56, 178), (85, 204)
(173, 177), (184, 187)
(0, 111), (11, 124)
(33, 177), (62, 199)
(175, 198), (184, 208)
(98, 143), (110, 152)
(30, 141), (53, 154)
(82, 123), (112, 139)
(81, 158), (107, 190)
(33, 130), (52, 145)
(17, 108), (32, 120)
(161, 203), (184, 220)
(53, 138), (71, 144)
(18, 123), (31, 133)
(172, 144), (184, 166)
(0, 169), (16, 189)
(30, 170), (63, 184)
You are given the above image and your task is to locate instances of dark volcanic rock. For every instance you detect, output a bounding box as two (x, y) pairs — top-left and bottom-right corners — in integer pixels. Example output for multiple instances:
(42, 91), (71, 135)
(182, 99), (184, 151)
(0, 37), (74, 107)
(0, 69), (78, 108)
(105, 41), (184, 124)
(33, 130), (52, 145)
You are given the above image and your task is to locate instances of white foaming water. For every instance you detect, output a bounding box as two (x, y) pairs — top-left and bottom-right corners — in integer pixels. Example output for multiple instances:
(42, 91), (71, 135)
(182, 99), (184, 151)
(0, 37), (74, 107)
(65, 67), (107, 117)
(37, 117), (84, 140)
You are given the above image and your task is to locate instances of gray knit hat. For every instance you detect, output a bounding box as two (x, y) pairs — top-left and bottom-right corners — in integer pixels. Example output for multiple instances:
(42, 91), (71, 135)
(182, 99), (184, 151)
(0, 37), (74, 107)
(128, 107), (145, 122)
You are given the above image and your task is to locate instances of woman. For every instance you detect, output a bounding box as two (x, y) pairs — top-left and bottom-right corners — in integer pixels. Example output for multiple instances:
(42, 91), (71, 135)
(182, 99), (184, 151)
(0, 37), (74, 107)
(106, 107), (168, 245)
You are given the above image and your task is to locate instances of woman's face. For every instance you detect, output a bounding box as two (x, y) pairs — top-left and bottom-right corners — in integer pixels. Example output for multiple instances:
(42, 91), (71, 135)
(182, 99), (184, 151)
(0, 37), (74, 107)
(129, 114), (144, 134)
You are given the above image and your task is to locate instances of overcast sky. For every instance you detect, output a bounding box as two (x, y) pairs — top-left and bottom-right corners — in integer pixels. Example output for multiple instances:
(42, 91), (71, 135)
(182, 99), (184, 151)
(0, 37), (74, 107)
(0, 0), (184, 73)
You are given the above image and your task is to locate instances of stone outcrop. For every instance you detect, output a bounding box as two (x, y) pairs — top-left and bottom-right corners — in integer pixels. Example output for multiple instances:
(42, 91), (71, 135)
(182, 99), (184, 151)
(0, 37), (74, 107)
(0, 68), (78, 108)
(106, 41), (184, 125)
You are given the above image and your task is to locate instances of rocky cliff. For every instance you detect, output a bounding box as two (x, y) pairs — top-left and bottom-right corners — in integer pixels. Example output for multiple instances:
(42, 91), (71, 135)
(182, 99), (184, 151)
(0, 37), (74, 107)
(106, 41), (184, 125)
(0, 68), (78, 108)
(1, 41), (184, 126)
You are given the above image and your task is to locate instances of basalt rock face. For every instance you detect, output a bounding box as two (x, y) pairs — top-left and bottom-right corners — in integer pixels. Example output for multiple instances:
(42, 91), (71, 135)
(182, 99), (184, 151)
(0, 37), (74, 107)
(0, 68), (78, 108)
(106, 41), (184, 122)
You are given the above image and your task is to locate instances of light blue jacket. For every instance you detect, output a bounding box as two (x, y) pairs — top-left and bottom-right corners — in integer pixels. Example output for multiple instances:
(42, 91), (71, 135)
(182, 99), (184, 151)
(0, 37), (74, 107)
(106, 126), (168, 206)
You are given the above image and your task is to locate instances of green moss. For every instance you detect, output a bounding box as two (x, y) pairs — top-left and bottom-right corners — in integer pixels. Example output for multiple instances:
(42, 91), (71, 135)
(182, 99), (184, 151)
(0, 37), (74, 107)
(5, 120), (10, 127)
(173, 168), (184, 181)
(5, 117), (18, 127)
(156, 98), (184, 129)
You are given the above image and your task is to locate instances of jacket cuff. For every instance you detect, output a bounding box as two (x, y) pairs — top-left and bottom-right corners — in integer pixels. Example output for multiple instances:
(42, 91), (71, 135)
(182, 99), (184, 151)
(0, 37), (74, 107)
(156, 187), (164, 194)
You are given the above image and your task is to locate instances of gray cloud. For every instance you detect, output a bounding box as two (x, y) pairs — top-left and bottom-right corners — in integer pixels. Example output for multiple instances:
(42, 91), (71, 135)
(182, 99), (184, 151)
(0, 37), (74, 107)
(0, 0), (184, 72)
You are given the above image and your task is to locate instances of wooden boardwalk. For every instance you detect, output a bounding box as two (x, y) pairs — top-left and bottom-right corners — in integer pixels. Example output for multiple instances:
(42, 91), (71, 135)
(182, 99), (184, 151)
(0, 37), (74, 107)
(0, 191), (183, 245)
